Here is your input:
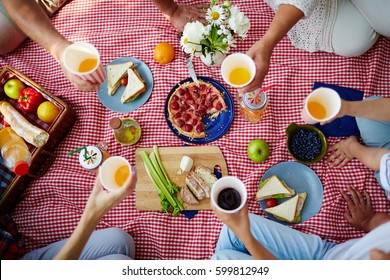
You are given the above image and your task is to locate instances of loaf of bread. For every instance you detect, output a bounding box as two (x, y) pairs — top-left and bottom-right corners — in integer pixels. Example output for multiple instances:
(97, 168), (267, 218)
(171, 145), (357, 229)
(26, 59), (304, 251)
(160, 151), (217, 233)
(0, 101), (49, 147)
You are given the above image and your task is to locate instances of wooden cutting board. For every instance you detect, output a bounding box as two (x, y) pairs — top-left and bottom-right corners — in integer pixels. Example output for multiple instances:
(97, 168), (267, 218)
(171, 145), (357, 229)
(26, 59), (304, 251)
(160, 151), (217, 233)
(135, 146), (228, 211)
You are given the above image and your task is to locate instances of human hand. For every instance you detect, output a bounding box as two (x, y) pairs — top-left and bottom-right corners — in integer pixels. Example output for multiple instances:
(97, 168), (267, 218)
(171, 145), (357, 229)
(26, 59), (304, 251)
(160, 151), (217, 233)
(341, 186), (374, 232)
(370, 249), (390, 260)
(319, 99), (347, 125)
(167, 4), (208, 31)
(53, 40), (100, 91)
(326, 136), (357, 168)
(239, 40), (272, 94)
(59, 62), (100, 91)
(84, 167), (138, 220)
(212, 202), (251, 238)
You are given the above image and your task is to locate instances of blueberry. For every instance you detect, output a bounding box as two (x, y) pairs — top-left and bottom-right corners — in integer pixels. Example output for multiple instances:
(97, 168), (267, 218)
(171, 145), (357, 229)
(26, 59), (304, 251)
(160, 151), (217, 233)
(290, 128), (322, 161)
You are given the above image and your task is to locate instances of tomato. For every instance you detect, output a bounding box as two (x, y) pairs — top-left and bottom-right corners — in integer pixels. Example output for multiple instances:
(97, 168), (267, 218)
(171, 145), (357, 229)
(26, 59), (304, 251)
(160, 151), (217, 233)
(121, 78), (128, 86)
(37, 101), (60, 124)
(266, 198), (278, 208)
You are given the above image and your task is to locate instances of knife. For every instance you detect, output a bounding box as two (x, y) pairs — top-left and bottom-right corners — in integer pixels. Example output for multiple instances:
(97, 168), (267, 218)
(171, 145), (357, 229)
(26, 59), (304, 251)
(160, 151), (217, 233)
(186, 56), (199, 85)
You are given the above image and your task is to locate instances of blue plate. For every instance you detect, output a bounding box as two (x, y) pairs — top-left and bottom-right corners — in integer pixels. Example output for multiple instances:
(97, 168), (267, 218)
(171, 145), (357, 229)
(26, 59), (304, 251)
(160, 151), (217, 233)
(164, 77), (234, 144)
(97, 57), (154, 113)
(259, 162), (323, 225)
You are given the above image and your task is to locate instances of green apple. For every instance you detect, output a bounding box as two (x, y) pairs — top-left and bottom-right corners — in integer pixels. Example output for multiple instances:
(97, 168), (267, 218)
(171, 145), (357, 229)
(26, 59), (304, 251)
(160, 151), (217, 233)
(4, 78), (25, 99)
(247, 139), (270, 162)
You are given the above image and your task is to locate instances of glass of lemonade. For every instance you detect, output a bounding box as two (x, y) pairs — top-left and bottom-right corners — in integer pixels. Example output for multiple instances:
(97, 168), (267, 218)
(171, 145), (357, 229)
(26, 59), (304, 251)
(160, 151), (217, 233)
(99, 156), (131, 191)
(301, 87), (341, 124)
(221, 53), (256, 88)
(62, 42), (105, 84)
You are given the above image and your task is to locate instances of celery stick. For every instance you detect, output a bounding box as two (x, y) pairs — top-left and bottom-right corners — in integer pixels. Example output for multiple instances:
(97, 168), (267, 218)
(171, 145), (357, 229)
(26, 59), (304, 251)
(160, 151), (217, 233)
(153, 145), (170, 184)
(149, 152), (169, 186)
(140, 151), (177, 207)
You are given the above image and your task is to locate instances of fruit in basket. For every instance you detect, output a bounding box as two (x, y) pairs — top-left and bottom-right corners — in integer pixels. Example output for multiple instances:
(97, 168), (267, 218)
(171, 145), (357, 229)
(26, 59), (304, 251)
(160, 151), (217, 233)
(154, 42), (175, 64)
(3, 78), (25, 99)
(37, 101), (60, 124)
(17, 88), (43, 113)
(247, 139), (269, 162)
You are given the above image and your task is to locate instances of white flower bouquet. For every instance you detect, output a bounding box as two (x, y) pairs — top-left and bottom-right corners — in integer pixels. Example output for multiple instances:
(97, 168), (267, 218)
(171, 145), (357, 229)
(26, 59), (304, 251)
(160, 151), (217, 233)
(180, 0), (250, 66)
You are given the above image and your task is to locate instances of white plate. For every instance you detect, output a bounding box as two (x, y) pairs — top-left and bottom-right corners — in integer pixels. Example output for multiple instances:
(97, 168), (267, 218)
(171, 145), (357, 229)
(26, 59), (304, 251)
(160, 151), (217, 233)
(97, 57), (154, 113)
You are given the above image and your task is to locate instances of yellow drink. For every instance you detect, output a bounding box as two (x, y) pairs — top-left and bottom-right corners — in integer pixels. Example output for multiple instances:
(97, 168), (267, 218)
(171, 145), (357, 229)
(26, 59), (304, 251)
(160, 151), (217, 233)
(308, 101), (327, 119)
(114, 165), (130, 187)
(78, 58), (98, 72)
(229, 67), (250, 85)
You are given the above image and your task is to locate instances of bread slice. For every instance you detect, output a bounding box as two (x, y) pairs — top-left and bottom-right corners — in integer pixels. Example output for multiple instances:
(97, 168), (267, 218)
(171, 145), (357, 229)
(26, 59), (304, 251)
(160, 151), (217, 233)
(293, 192), (307, 223)
(106, 61), (134, 95)
(256, 175), (295, 201)
(180, 185), (199, 205)
(190, 171), (211, 198)
(265, 194), (299, 223)
(120, 68), (146, 103)
(194, 166), (217, 188)
(185, 174), (206, 201)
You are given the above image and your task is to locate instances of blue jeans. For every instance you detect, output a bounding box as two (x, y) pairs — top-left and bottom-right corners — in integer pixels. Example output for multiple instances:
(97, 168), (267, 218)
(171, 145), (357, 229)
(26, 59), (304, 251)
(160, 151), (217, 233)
(212, 214), (336, 260)
(212, 214), (390, 260)
(20, 228), (135, 260)
(356, 96), (390, 185)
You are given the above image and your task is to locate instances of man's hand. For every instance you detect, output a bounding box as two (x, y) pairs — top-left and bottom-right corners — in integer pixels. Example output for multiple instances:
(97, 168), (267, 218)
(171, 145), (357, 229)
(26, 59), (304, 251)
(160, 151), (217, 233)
(341, 186), (374, 232)
(167, 4), (208, 31)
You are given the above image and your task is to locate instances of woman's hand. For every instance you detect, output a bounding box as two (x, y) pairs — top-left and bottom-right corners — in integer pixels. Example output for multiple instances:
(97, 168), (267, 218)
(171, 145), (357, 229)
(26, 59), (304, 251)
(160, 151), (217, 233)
(239, 40), (272, 94)
(167, 4), (208, 31)
(54, 39), (101, 91)
(212, 202), (252, 238)
(84, 167), (138, 220)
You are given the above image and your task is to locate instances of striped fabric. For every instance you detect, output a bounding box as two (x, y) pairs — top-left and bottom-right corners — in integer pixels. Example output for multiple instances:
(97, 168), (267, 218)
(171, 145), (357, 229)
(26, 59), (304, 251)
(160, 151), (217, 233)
(0, 0), (389, 259)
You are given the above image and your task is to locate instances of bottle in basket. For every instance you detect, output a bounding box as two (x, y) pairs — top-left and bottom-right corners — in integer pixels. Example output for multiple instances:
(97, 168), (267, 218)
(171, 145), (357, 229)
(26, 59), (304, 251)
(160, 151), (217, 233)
(239, 89), (268, 123)
(0, 127), (31, 176)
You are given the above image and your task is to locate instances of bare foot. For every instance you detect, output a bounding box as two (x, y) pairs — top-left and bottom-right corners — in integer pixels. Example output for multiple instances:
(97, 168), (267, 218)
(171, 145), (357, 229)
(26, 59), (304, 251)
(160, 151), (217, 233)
(326, 136), (358, 167)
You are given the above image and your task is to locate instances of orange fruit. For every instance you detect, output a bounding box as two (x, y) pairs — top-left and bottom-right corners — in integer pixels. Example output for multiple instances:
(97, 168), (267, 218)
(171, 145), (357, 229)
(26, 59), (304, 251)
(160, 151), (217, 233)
(37, 101), (60, 124)
(154, 42), (175, 64)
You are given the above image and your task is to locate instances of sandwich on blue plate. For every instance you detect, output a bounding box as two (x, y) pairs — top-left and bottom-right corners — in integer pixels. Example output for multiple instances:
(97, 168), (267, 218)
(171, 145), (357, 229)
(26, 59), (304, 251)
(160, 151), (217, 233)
(256, 175), (295, 200)
(120, 68), (146, 103)
(264, 192), (307, 223)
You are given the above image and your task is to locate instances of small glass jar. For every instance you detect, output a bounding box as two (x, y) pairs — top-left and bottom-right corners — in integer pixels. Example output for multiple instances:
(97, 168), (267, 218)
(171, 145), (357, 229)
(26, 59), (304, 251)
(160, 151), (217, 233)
(239, 89), (268, 123)
(109, 117), (141, 146)
(78, 142), (109, 173)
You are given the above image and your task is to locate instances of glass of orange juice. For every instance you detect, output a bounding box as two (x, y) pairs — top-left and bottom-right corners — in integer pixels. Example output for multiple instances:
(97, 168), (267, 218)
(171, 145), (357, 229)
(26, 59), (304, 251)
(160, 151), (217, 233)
(221, 53), (256, 88)
(301, 87), (341, 124)
(62, 42), (105, 84)
(99, 156), (131, 191)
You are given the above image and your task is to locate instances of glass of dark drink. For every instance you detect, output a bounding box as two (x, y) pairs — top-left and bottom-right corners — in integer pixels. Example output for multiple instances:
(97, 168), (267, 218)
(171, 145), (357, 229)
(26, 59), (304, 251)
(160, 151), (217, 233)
(211, 176), (247, 213)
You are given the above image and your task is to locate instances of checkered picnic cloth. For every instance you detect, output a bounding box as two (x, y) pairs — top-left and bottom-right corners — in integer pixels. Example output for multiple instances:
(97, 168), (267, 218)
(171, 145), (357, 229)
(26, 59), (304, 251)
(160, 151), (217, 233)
(1, 0), (389, 260)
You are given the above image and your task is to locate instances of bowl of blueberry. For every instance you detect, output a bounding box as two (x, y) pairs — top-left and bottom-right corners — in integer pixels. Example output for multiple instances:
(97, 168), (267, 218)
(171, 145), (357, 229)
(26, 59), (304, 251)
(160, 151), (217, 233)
(286, 122), (327, 164)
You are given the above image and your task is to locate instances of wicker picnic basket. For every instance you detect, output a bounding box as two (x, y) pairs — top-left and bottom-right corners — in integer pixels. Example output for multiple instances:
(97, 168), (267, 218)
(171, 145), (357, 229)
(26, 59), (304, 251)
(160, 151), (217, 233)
(0, 66), (76, 212)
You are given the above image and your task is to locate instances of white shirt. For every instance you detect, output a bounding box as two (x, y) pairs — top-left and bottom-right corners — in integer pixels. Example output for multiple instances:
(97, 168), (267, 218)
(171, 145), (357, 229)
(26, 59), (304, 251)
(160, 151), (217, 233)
(265, 0), (338, 52)
(324, 221), (390, 260)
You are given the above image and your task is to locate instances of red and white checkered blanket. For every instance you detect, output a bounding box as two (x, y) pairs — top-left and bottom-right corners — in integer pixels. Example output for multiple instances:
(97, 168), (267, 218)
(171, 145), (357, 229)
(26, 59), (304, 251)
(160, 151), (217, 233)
(1, 0), (389, 259)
